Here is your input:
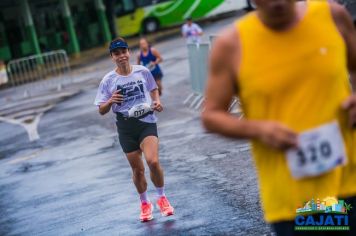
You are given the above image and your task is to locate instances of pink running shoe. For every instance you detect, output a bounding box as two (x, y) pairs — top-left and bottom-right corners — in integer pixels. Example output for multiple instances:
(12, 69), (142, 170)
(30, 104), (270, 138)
(140, 202), (154, 222)
(156, 196), (174, 216)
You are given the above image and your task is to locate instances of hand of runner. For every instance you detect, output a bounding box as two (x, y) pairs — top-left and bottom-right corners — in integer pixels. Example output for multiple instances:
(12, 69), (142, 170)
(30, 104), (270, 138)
(147, 62), (156, 71)
(342, 94), (356, 128)
(152, 101), (163, 112)
(109, 90), (124, 104)
(257, 121), (298, 151)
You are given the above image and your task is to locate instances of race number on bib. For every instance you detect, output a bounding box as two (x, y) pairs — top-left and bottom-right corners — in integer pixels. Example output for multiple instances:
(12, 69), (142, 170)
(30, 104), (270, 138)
(286, 121), (346, 179)
(128, 103), (152, 118)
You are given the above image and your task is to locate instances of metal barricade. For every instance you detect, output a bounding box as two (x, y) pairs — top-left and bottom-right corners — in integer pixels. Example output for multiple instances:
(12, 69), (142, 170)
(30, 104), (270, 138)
(184, 43), (210, 109)
(185, 37), (243, 117)
(6, 50), (72, 97)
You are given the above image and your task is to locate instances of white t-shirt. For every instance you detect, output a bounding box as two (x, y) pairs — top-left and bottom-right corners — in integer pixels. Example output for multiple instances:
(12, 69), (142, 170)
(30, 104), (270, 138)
(181, 23), (203, 44)
(94, 65), (158, 123)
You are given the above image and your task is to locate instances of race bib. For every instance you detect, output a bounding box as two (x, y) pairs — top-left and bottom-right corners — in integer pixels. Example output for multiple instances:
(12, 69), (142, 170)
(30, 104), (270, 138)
(128, 103), (152, 118)
(286, 121), (347, 180)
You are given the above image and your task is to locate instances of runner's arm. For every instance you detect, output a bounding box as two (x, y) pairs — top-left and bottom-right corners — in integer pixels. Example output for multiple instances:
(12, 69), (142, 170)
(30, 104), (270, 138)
(137, 53), (141, 65)
(330, 3), (356, 127)
(196, 24), (203, 36)
(151, 47), (163, 64)
(150, 88), (162, 112)
(201, 27), (297, 150)
(330, 2), (356, 90)
(202, 27), (259, 138)
(98, 91), (123, 115)
(99, 102), (112, 115)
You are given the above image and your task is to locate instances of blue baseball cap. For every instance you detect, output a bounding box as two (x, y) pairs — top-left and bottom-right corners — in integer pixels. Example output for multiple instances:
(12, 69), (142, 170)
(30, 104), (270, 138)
(109, 40), (129, 52)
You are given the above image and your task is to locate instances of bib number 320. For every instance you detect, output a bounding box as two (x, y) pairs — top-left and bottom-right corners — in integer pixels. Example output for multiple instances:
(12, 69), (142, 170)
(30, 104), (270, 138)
(286, 121), (347, 179)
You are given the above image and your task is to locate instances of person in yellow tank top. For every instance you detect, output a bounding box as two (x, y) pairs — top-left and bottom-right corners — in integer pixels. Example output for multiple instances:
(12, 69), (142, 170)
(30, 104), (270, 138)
(202, 0), (356, 235)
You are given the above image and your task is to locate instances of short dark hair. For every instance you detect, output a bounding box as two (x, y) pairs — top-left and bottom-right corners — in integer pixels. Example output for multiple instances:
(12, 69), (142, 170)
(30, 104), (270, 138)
(109, 37), (129, 54)
(186, 16), (192, 21)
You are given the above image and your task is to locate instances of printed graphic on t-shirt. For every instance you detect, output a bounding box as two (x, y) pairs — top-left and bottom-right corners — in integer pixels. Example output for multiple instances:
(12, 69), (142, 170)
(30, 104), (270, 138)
(94, 66), (158, 123)
(116, 79), (146, 107)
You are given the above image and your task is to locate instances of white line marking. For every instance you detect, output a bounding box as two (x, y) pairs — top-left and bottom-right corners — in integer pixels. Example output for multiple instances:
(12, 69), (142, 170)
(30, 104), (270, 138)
(152, 0), (185, 17)
(183, 0), (201, 20)
(7, 150), (42, 164)
(0, 104), (53, 141)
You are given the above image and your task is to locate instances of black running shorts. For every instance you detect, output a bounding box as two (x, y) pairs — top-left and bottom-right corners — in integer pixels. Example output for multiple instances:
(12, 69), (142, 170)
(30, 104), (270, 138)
(153, 72), (163, 81)
(116, 113), (158, 153)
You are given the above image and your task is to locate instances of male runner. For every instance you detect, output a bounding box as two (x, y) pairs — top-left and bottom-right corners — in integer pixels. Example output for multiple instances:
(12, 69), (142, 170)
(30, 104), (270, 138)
(202, 0), (356, 235)
(94, 37), (174, 222)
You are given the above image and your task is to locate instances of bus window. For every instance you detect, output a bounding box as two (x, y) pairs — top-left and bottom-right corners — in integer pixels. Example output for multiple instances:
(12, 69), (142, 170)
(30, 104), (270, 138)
(155, 0), (172, 3)
(115, 0), (135, 17)
(136, 0), (153, 8)
(136, 0), (171, 8)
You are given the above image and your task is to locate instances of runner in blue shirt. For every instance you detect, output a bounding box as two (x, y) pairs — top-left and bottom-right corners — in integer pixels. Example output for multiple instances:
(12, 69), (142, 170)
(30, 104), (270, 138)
(137, 38), (164, 96)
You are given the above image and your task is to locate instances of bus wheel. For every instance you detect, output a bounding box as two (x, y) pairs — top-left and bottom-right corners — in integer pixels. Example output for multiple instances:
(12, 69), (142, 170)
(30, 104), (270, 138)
(246, 0), (256, 11)
(143, 18), (159, 34)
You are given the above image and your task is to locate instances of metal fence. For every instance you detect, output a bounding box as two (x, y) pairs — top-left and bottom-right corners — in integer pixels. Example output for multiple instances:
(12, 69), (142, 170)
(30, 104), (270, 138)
(184, 43), (210, 109)
(6, 50), (72, 96)
(187, 43), (209, 94)
(185, 38), (243, 116)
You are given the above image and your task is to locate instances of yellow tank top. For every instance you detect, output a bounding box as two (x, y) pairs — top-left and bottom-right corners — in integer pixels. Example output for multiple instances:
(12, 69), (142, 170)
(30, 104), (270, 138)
(236, 1), (354, 222)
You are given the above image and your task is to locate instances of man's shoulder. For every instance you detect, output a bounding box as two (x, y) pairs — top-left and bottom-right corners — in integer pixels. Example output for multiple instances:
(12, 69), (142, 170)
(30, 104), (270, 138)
(216, 25), (239, 48)
(101, 70), (116, 83)
(329, 1), (351, 20)
(306, 0), (348, 18)
(211, 24), (241, 69)
(133, 64), (149, 73)
(327, 0), (354, 36)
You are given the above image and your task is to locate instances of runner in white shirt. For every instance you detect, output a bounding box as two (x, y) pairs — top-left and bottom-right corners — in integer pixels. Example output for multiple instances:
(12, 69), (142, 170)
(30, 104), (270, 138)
(94, 37), (174, 222)
(181, 17), (203, 44)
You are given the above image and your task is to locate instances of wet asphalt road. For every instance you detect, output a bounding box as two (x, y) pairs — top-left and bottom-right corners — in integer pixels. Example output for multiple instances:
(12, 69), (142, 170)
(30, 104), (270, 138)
(0, 12), (273, 235)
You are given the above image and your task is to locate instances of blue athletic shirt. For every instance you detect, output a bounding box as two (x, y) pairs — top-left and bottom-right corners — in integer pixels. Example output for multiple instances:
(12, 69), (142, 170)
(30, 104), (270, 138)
(139, 47), (162, 78)
(94, 65), (158, 123)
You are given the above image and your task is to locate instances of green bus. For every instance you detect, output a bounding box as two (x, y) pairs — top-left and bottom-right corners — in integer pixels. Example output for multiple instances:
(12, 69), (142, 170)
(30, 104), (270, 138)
(113, 0), (247, 36)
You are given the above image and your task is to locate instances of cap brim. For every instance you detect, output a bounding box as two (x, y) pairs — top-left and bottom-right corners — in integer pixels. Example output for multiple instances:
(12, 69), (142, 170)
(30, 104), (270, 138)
(109, 41), (129, 52)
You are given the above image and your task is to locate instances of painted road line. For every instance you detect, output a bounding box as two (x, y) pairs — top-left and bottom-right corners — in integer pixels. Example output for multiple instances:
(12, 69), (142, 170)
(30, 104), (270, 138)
(7, 150), (43, 164)
(0, 109), (48, 141)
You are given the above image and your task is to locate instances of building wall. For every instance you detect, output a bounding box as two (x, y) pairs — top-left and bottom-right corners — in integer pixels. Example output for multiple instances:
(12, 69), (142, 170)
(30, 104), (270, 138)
(0, 0), (111, 62)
